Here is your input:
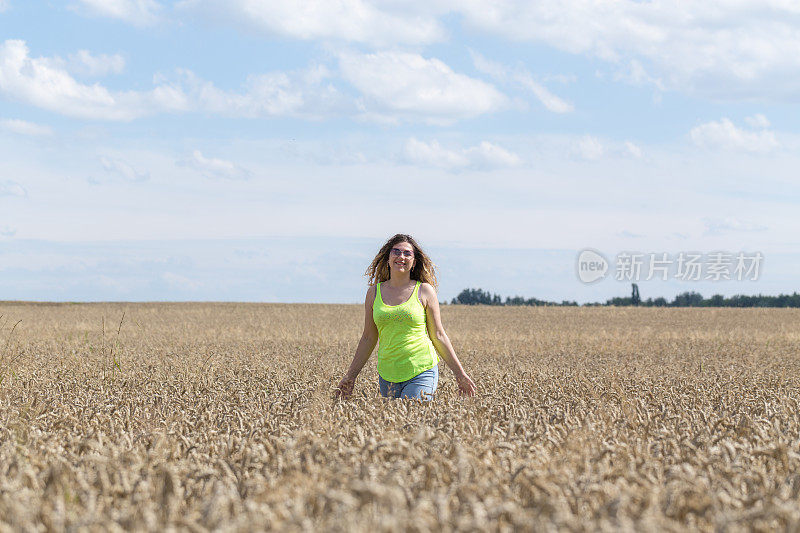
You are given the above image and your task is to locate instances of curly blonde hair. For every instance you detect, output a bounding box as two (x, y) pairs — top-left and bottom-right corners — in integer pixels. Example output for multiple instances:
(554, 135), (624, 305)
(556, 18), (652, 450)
(365, 234), (438, 290)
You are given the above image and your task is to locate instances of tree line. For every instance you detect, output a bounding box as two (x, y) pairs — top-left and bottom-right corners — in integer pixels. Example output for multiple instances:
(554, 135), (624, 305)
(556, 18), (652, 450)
(450, 288), (579, 307)
(450, 284), (800, 308)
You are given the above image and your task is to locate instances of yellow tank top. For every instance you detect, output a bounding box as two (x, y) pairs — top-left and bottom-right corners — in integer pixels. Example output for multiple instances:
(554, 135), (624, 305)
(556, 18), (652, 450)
(373, 280), (439, 382)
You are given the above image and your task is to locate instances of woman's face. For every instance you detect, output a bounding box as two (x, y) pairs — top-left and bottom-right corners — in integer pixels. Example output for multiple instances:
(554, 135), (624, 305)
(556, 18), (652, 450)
(388, 241), (415, 274)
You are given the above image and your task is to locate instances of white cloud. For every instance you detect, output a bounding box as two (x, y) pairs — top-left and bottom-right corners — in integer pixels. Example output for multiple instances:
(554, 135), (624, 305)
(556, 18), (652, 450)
(0, 180), (27, 196)
(454, 1), (800, 100)
(703, 217), (767, 235)
(690, 117), (779, 153)
(99, 156), (150, 182)
(745, 113), (770, 129)
(1, 118), (53, 136)
(159, 64), (345, 119)
(0, 40), (343, 121)
(0, 1), (8, 13)
(176, 2), (800, 100)
(403, 138), (468, 169)
(402, 138), (521, 171)
(613, 59), (666, 92)
(179, 150), (250, 180)
(0, 41), (507, 125)
(178, 0), (445, 47)
(338, 51), (507, 123)
(466, 141), (522, 169)
(71, 0), (162, 26)
(0, 226), (15, 238)
(575, 136), (604, 160)
(624, 141), (642, 158)
(471, 52), (573, 113)
(68, 50), (125, 77)
(0, 39), (160, 120)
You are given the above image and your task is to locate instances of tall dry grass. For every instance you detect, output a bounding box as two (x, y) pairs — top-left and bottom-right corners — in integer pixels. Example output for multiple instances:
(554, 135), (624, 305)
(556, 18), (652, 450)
(1, 303), (799, 531)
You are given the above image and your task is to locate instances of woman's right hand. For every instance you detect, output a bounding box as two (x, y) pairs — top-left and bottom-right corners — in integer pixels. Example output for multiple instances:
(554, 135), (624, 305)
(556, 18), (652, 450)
(455, 372), (477, 397)
(335, 375), (355, 400)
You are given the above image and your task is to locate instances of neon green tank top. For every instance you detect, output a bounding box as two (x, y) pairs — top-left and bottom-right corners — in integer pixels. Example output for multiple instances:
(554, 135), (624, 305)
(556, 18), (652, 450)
(373, 280), (439, 383)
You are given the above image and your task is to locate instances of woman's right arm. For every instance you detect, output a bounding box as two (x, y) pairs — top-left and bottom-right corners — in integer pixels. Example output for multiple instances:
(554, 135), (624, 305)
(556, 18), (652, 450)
(336, 285), (378, 399)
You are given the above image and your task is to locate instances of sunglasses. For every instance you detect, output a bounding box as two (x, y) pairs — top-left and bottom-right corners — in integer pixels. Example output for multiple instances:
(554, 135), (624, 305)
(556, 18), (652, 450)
(390, 248), (414, 258)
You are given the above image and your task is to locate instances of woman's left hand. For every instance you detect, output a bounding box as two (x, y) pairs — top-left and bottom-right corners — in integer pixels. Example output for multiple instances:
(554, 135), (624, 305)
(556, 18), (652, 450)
(335, 375), (355, 400)
(455, 372), (477, 397)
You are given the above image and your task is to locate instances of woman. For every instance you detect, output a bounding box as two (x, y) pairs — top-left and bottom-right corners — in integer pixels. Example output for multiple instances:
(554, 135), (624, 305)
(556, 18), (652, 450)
(336, 234), (477, 401)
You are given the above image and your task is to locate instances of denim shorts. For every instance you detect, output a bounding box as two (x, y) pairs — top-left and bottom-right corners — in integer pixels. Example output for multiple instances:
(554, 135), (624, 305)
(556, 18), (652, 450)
(378, 365), (438, 401)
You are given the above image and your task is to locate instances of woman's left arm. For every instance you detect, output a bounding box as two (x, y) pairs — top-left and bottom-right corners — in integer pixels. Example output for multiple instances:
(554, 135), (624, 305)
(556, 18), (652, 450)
(420, 283), (477, 397)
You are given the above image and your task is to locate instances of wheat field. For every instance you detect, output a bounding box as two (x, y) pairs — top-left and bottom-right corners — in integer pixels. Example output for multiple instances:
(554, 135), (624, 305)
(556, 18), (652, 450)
(1, 302), (799, 531)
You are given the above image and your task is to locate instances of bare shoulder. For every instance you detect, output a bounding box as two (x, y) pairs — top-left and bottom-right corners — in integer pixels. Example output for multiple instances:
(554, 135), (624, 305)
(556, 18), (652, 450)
(418, 282), (438, 307)
(365, 284), (376, 302)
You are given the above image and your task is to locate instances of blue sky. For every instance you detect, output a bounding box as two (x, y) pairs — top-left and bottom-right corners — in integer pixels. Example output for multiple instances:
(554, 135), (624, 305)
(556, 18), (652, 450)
(1, 1), (799, 303)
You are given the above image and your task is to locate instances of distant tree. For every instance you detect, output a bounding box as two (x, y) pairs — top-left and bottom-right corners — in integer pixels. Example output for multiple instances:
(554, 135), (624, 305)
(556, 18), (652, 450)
(452, 288), (569, 306)
(606, 296), (633, 306)
(631, 283), (641, 306)
(451, 288), (503, 305)
(671, 291), (704, 307)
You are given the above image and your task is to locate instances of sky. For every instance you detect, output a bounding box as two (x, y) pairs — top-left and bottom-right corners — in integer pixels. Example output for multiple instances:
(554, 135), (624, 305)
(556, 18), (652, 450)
(1, 0), (799, 303)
